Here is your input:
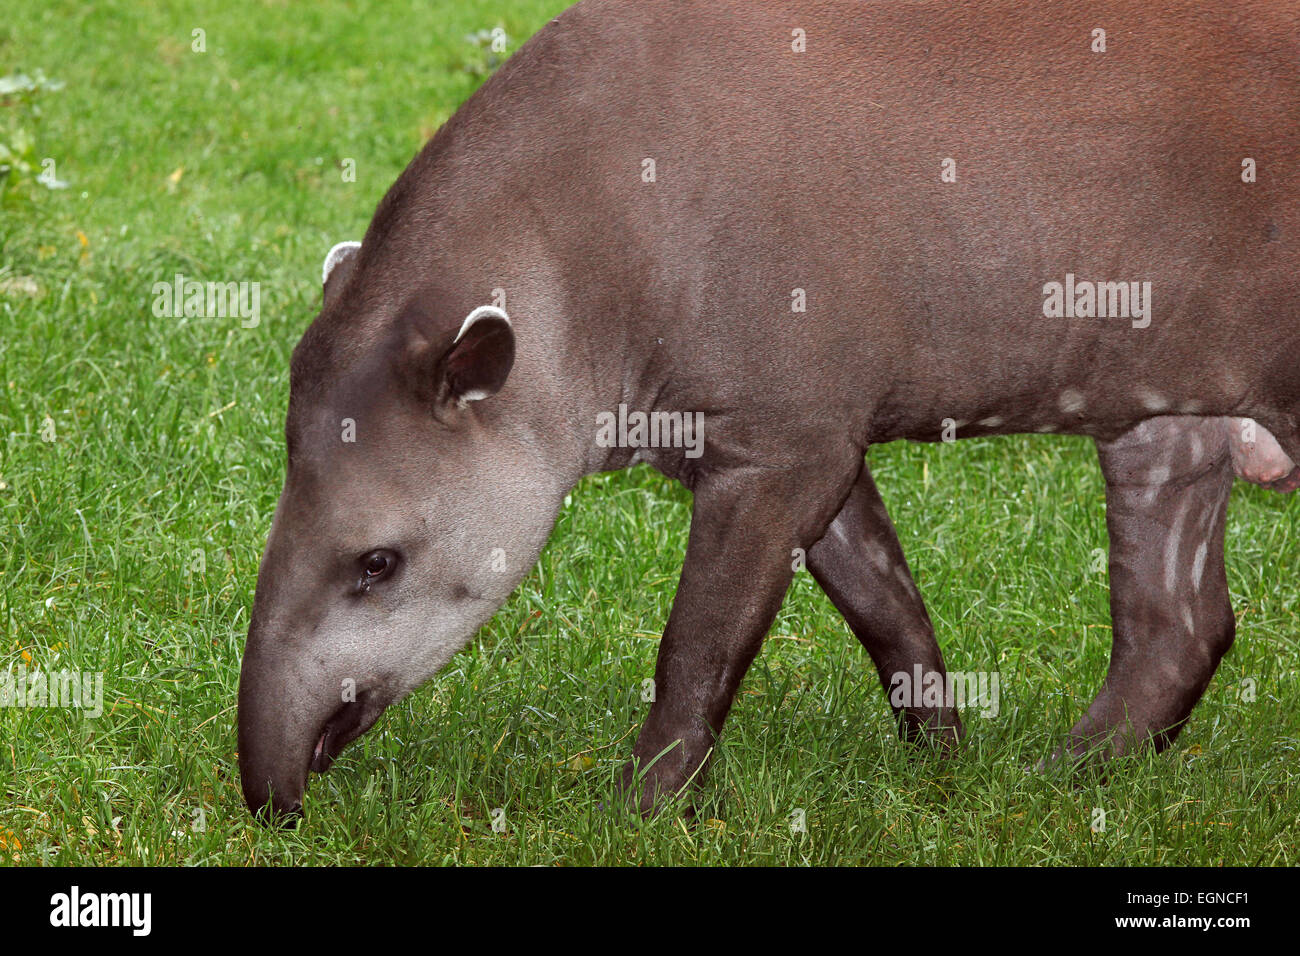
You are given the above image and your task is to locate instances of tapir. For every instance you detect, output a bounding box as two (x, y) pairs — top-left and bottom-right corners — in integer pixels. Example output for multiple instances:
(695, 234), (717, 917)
(238, 0), (1300, 821)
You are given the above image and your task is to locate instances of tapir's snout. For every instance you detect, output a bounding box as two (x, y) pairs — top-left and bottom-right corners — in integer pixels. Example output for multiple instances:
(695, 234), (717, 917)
(237, 601), (392, 826)
(236, 639), (311, 826)
(238, 678), (392, 825)
(237, 705), (307, 827)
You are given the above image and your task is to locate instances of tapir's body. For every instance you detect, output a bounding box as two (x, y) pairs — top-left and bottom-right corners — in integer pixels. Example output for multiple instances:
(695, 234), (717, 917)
(239, 0), (1300, 820)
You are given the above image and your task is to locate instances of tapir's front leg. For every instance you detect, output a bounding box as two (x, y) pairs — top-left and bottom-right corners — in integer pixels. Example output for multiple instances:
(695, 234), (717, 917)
(807, 462), (963, 746)
(1062, 418), (1236, 759)
(622, 465), (853, 814)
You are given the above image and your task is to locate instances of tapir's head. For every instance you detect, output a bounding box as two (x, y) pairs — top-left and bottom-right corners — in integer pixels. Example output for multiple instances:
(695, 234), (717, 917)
(238, 241), (568, 823)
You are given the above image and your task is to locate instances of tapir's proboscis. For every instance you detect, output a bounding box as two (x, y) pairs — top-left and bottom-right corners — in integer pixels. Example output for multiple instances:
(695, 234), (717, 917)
(238, 0), (1300, 822)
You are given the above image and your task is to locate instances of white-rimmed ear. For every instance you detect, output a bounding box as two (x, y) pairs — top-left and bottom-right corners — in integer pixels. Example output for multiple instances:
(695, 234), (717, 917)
(441, 306), (514, 406)
(322, 241), (361, 304)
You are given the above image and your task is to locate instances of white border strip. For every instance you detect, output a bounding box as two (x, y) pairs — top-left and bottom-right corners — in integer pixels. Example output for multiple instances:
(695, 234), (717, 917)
(322, 241), (362, 285)
(455, 305), (511, 342)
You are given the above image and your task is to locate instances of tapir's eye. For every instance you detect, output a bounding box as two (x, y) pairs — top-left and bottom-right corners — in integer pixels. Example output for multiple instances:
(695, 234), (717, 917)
(358, 550), (398, 586)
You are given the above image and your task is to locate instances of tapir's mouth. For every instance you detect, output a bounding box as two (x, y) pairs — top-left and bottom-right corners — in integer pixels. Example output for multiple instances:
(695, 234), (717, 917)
(309, 691), (373, 774)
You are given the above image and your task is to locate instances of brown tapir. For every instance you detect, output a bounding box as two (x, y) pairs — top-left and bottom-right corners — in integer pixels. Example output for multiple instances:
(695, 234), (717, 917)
(238, 0), (1300, 820)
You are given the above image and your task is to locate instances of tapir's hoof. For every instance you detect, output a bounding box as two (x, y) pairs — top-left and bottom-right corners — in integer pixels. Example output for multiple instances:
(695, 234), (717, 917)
(250, 802), (304, 830)
(1034, 728), (1153, 780)
(1032, 751), (1099, 789)
(899, 711), (964, 753)
(615, 759), (695, 819)
(927, 723), (964, 752)
(1033, 749), (1088, 775)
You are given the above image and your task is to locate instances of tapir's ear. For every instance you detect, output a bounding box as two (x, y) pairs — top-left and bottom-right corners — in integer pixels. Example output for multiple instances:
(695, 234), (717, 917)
(438, 306), (515, 407)
(322, 241), (361, 306)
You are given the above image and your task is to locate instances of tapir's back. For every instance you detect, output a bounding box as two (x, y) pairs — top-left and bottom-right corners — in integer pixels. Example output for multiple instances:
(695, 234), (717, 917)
(386, 0), (1300, 441)
(529, 0), (1299, 438)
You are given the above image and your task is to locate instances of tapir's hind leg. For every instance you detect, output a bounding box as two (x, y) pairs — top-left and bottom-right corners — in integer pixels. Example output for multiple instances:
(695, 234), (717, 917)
(807, 462), (964, 746)
(1059, 417), (1236, 761)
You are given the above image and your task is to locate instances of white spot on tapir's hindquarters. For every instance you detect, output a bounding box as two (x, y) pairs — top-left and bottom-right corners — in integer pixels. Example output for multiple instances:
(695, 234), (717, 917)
(1143, 464), (1170, 504)
(1191, 541), (1207, 592)
(892, 563), (917, 596)
(1058, 389), (1085, 414)
(322, 241), (361, 284)
(1138, 388), (1170, 412)
(1164, 504), (1189, 593)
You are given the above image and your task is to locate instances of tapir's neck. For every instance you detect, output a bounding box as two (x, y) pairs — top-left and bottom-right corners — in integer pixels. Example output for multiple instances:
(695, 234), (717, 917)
(353, 36), (688, 487)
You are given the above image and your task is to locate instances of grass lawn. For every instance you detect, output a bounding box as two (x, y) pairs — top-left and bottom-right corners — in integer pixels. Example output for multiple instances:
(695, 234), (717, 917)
(1, 0), (1297, 866)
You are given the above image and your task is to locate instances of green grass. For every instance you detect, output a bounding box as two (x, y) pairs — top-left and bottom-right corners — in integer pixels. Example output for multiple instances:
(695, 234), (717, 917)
(1, 0), (1297, 866)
